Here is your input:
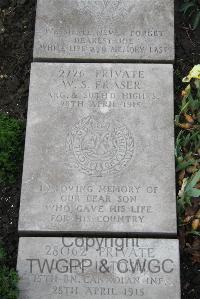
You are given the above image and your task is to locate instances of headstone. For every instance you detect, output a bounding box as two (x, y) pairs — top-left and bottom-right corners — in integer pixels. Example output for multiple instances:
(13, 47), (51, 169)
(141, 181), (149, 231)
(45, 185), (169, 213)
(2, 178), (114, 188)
(18, 62), (176, 235)
(17, 237), (181, 298)
(33, 0), (174, 61)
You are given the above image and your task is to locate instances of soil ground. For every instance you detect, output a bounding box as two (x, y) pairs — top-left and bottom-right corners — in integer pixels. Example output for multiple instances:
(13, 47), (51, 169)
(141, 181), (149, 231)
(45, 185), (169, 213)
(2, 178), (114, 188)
(0, 0), (200, 298)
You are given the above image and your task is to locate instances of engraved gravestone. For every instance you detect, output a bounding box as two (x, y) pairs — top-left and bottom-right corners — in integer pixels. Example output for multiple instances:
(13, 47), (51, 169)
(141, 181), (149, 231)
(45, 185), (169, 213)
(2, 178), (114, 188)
(18, 62), (176, 234)
(33, 0), (174, 61)
(17, 237), (181, 298)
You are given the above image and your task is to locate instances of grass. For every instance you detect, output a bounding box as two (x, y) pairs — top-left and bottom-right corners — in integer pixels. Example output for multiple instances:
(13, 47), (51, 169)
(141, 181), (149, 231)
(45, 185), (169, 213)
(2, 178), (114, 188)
(0, 243), (19, 299)
(0, 113), (25, 186)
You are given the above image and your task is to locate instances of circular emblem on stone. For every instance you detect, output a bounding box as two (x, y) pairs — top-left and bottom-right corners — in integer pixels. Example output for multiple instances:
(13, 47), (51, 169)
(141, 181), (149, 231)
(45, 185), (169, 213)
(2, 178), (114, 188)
(77, 0), (129, 22)
(69, 114), (134, 177)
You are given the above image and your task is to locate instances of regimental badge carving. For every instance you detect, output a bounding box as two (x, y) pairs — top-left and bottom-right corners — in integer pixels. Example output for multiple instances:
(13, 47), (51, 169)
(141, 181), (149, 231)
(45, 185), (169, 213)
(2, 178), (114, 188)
(77, 0), (130, 22)
(67, 114), (134, 177)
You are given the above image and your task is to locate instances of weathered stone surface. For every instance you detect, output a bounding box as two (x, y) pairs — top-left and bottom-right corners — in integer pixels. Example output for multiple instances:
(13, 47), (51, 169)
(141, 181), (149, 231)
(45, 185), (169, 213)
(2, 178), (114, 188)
(18, 62), (176, 234)
(17, 237), (180, 298)
(33, 0), (174, 61)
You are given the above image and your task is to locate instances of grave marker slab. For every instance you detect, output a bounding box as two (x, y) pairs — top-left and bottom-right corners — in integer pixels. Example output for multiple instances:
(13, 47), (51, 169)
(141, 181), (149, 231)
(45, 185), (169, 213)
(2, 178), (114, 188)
(18, 62), (176, 235)
(17, 237), (180, 299)
(33, 0), (174, 61)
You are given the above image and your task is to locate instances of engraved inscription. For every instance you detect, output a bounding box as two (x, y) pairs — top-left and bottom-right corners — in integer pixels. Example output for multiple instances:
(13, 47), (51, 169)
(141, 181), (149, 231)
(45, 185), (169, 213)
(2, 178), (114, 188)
(68, 114), (134, 176)
(34, 0), (174, 60)
(17, 238), (180, 298)
(18, 63), (176, 235)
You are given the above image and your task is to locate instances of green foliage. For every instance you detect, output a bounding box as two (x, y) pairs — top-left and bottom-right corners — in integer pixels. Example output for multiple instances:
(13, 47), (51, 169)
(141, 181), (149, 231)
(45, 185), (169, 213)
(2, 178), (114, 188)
(0, 245), (6, 261)
(0, 113), (25, 185)
(188, 230), (200, 236)
(178, 170), (200, 214)
(175, 127), (200, 174)
(0, 243), (19, 299)
(175, 66), (200, 219)
(180, 0), (200, 29)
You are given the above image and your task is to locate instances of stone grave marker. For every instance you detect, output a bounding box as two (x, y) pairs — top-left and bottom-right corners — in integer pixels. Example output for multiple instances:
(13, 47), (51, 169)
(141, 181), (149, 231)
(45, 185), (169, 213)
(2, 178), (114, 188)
(33, 0), (174, 61)
(17, 0), (179, 297)
(18, 62), (176, 235)
(17, 237), (181, 298)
